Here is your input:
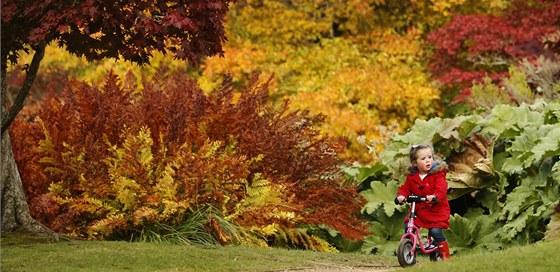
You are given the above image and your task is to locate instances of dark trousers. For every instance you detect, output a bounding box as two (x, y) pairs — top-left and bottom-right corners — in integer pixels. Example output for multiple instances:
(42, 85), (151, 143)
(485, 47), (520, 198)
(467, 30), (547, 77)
(404, 223), (447, 243)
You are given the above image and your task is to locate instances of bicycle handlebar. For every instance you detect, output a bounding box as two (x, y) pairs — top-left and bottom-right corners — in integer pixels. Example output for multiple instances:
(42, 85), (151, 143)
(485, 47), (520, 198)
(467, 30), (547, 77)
(406, 195), (427, 203)
(395, 195), (439, 204)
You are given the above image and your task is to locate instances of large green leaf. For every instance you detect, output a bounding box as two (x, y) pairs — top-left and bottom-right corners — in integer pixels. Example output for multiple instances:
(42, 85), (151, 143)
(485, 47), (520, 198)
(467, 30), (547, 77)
(502, 212), (531, 242)
(360, 180), (402, 217)
(501, 157), (524, 174)
(501, 168), (560, 242)
(482, 104), (542, 139)
(544, 100), (560, 123)
(501, 185), (535, 221)
(397, 117), (444, 144)
(529, 125), (560, 163)
(381, 118), (443, 165)
(342, 161), (387, 184)
(553, 161), (560, 183)
(360, 209), (407, 255)
(445, 211), (503, 254)
(437, 115), (482, 142)
(503, 124), (560, 170)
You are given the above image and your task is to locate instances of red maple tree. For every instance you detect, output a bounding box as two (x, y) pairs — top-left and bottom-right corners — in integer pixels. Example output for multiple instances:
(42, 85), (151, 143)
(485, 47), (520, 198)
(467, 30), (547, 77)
(427, 0), (560, 104)
(1, 0), (236, 233)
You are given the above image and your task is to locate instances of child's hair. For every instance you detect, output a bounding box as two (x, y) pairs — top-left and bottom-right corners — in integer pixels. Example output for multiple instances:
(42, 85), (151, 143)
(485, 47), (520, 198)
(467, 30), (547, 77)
(409, 144), (434, 163)
(408, 144), (448, 175)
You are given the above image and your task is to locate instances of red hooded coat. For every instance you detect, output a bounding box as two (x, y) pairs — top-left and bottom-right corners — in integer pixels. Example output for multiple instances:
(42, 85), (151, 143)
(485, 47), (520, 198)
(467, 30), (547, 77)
(397, 163), (450, 229)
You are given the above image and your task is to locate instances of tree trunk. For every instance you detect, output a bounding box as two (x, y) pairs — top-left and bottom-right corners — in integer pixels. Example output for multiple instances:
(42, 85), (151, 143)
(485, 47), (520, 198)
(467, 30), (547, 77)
(1, 133), (54, 236)
(1, 46), (57, 238)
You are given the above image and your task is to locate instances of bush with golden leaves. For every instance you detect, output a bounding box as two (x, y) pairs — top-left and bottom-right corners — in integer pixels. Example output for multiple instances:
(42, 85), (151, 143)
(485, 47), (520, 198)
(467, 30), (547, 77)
(11, 71), (368, 249)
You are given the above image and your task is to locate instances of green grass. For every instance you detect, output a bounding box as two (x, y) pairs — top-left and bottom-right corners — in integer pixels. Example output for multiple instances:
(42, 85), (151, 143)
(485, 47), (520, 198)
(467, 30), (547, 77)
(2, 232), (560, 271)
(0, 232), (393, 272)
(406, 240), (560, 272)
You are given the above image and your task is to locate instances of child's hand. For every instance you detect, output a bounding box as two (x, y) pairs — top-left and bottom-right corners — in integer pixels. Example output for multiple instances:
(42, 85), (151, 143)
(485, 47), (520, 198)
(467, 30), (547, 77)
(426, 195), (438, 203)
(397, 195), (406, 204)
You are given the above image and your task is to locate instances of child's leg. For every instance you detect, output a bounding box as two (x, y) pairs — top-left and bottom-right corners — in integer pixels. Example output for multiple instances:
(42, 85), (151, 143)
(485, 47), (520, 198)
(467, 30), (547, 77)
(428, 228), (446, 243)
(428, 228), (451, 260)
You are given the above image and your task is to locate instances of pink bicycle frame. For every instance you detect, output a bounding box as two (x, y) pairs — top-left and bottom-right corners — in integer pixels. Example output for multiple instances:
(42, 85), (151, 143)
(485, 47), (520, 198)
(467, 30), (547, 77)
(400, 201), (439, 255)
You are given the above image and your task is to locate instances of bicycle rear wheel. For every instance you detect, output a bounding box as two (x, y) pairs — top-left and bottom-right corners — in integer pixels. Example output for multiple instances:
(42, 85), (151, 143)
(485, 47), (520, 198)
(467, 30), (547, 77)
(397, 238), (416, 267)
(430, 250), (442, 261)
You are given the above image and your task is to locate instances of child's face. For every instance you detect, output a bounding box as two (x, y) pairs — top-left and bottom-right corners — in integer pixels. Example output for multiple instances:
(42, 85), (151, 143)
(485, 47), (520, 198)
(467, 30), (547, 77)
(413, 148), (433, 174)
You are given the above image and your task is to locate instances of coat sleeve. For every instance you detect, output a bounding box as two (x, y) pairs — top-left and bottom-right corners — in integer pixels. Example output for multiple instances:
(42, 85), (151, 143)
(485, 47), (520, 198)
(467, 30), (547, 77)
(397, 175), (413, 198)
(431, 170), (448, 201)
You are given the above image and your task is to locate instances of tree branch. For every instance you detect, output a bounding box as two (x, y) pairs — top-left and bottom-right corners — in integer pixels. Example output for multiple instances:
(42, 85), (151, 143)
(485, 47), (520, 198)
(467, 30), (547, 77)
(1, 42), (46, 136)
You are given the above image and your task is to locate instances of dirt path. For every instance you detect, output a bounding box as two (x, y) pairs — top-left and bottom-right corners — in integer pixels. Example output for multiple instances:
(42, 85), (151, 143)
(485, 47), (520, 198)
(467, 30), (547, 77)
(258, 263), (401, 272)
(302, 261), (400, 271)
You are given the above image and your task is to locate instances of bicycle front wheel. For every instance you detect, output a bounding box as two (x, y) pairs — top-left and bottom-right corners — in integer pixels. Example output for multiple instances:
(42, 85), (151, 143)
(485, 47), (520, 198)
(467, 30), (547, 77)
(397, 238), (416, 267)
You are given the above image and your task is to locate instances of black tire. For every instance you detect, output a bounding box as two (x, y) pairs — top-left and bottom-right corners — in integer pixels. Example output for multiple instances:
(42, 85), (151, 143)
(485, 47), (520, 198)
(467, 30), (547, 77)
(397, 238), (416, 267)
(430, 250), (442, 262)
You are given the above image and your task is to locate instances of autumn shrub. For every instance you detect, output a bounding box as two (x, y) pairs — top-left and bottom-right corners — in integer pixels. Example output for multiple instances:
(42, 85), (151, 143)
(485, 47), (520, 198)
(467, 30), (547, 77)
(465, 57), (560, 111)
(427, 0), (560, 112)
(10, 71), (368, 250)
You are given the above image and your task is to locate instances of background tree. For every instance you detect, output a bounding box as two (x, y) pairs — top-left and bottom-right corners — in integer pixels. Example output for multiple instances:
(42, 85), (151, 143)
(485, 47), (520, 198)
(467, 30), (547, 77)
(1, 0), (236, 234)
(5, 0), (513, 164)
(196, 0), (510, 163)
(426, 0), (560, 115)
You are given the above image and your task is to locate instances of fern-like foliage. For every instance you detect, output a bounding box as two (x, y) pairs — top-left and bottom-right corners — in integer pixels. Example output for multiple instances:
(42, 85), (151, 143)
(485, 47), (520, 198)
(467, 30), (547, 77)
(270, 227), (338, 252)
(11, 70), (369, 250)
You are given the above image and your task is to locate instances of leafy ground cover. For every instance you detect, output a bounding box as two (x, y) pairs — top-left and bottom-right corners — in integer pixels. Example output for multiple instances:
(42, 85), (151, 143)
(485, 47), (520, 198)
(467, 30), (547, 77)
(2, 232), (559, 272)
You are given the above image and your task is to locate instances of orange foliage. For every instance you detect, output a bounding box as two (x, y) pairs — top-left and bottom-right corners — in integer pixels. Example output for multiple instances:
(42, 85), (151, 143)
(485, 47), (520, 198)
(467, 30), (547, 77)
(10, 71), (369, 244)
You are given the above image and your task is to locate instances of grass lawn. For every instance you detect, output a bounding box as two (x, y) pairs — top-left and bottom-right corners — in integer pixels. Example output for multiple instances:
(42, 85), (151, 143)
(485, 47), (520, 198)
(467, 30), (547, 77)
(2, 232), (559, 271)
(0, 232), (393, 272)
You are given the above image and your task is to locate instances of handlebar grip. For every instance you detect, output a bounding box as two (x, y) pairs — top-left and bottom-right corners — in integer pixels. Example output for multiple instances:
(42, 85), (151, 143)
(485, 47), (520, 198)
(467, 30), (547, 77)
(407, 195), (427, 203)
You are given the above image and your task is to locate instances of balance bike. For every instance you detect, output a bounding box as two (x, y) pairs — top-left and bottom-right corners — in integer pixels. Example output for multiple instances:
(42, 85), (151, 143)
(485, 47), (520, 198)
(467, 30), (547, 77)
(397, 195), (441, 267)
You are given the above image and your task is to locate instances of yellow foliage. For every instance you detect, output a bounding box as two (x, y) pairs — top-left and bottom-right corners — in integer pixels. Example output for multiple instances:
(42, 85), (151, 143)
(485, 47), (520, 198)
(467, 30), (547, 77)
(155, 165), (178, 202)
(254, 223), (281, 236)
(280, 227), (339, 252)
(160, 199), (190, 220)
(132, 207), (159, 225)
(200, 139), (223, 159)
(227, 173), (298, 223)
(112, 176), (140, 211)
(102, 127), (191, 225)
(200, 28), (441, 162)
(229, 0), (332, 45)
(249, 224), (337, 252)
(242, 173), (285, 207)
(14, 43), (191, 89)
(48, 182), (68, 196)
(89, 213), (128, 239)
